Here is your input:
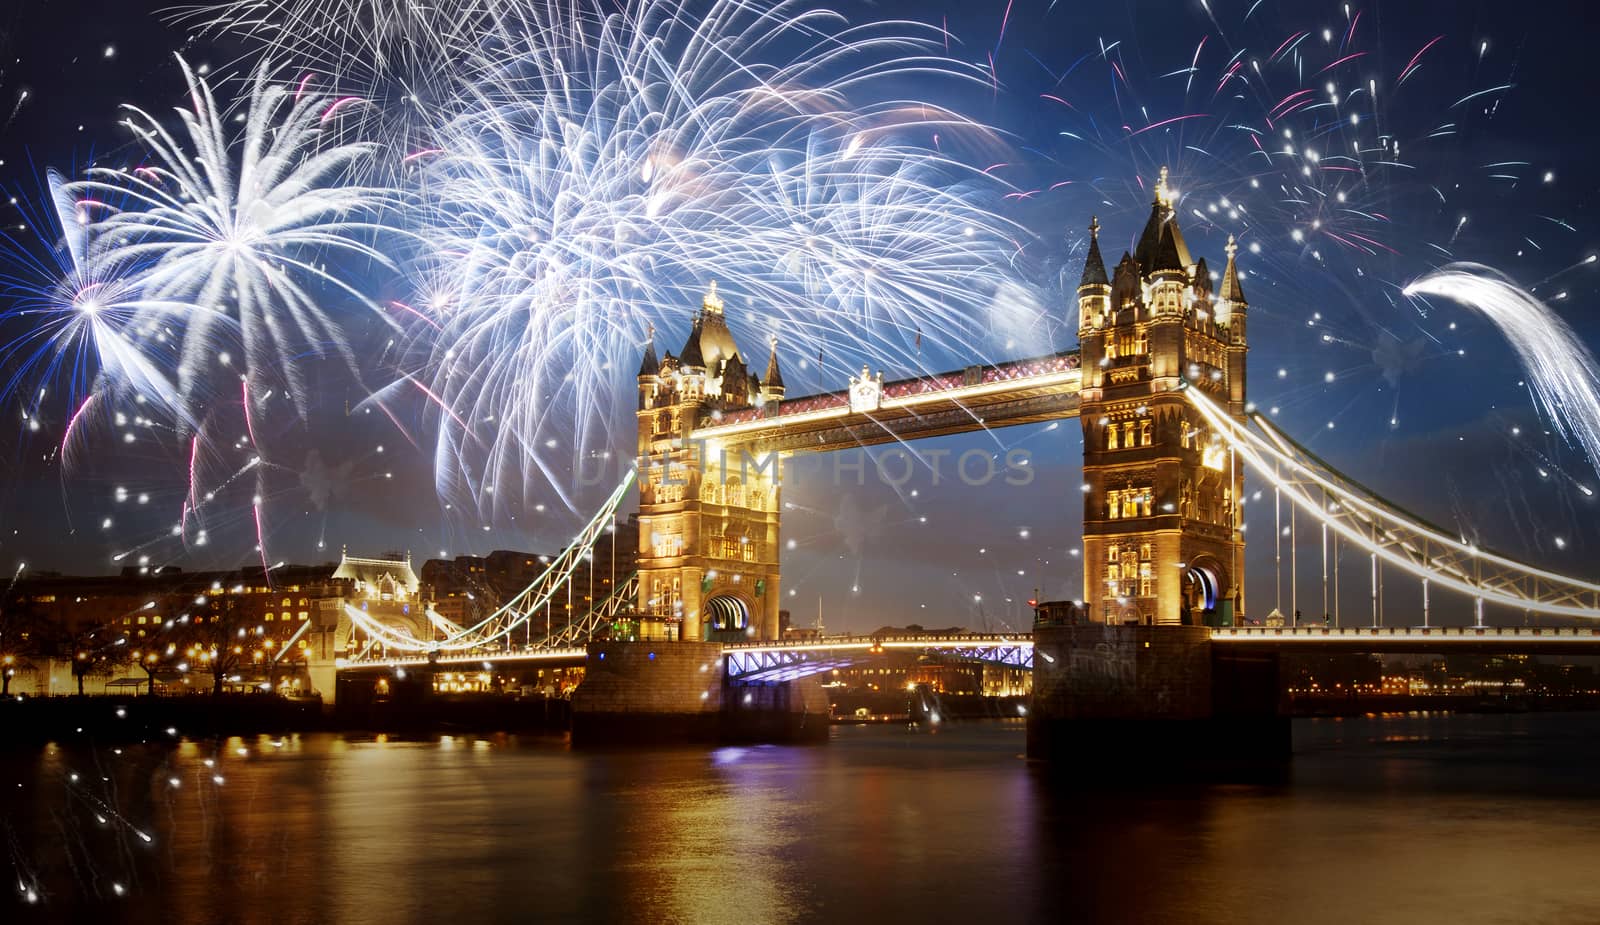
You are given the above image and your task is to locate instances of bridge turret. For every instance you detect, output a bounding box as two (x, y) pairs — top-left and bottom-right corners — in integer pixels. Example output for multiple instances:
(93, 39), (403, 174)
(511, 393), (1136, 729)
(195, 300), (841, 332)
(637, 323), (661, 410)
(1217, 235), (1249, 418)
(637, 283), (783, 645)
(760, 334), (786, 406)
(1078, 167), (1247, 629)
(1077, 216), (1110, 334)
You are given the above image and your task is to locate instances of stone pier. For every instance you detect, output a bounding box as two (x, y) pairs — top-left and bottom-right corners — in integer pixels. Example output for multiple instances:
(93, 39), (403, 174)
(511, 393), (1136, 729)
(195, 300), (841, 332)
(570, 641), (828, 746)
(1027, 624), (1288, 774)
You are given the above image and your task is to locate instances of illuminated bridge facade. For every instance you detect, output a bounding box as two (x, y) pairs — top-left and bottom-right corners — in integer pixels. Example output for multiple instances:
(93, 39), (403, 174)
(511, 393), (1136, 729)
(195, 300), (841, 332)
(337, 170), (1600, 684)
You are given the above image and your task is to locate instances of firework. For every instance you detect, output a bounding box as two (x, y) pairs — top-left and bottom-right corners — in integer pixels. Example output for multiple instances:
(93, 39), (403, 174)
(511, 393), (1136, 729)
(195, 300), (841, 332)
(74, 57), (399, 423)
(1403, 264), (1600, 480)
(396, 0), (1030, 518)
(0, 168), (189, 445)
(169, 0), (511, 166)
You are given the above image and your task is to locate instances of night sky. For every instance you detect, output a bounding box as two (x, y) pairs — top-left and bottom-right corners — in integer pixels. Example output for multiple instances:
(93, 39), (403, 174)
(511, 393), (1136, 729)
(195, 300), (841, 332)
(1, 0), (1597, 633)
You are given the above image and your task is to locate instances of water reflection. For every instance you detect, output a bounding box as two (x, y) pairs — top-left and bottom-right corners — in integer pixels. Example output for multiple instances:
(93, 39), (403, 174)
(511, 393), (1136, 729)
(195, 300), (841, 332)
(7, 716), (1600, 923)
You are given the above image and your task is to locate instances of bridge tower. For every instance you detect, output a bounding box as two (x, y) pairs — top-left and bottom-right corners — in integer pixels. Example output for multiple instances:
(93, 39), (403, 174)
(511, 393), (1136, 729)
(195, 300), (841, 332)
(1077, 169), (1248, 627)
(635, 284), (784, 643)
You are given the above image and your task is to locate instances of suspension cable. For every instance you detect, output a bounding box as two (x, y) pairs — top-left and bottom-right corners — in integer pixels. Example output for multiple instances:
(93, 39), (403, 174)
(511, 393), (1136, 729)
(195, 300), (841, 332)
(1184, 387), (1600, 619)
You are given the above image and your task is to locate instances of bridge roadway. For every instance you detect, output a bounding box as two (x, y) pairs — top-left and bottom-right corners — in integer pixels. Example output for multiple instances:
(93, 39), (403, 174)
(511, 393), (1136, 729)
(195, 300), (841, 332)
(338, 625), (1600, 677)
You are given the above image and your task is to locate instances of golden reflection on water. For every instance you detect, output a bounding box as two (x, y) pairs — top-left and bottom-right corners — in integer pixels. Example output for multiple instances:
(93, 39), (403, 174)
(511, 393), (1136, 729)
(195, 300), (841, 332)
(10, 717), (1600, 923)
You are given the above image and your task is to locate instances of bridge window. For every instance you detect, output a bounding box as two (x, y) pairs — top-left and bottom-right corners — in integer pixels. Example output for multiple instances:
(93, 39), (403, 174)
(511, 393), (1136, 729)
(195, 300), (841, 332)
(1138, 563), (1153, 597)
(1107, 544), (1119, 564)
(1139, 543), (1152, 561)
(1108, 487), (1152, 519)
(649, 578), (682, 617)
(1106, 416), (1153, 451)
(651, 527), (685, 558)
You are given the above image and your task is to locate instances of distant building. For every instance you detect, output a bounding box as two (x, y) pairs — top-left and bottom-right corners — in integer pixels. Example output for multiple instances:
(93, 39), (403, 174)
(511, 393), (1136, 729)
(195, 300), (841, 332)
(333, 550), (435, 656)
(1033, 600), (1086, 626)
(9, 549), (444, 695)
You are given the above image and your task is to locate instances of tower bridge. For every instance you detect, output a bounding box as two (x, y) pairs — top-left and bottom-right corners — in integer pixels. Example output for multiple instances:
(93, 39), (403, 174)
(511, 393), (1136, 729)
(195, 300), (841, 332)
(335, 168), (1600, 760)
(633, 168), (1245, 641)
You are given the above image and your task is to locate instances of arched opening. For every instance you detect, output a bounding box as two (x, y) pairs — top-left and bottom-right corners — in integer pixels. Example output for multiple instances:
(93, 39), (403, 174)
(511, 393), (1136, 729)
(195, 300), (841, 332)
(1182, 557), (1231, 626)
(704, 593), (752, 641)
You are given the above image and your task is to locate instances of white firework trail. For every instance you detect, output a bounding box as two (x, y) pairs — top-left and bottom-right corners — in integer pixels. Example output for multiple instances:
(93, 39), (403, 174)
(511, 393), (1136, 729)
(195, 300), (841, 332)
(0, 168), (191, 447)
(74, 56), (399, 423)
(1404, 263), (1600, 479)
(387, 0), (1034, 518)
(168, 0), (511, 164)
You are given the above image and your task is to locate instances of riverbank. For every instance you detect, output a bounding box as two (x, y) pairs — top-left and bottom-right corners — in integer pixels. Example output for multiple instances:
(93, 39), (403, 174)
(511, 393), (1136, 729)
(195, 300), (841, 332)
(1288, 693), (1600, 716)
(0, 692), (1038, 747)
(12, 690), (1587, 747)
(0, 694), (575, 747)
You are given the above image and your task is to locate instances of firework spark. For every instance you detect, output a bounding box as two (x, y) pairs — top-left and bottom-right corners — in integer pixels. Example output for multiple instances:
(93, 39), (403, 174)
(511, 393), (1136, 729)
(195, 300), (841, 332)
(0, 168), (188, 438)
(75, 57), (399, 423)
(384, 0), (1032, 517)
(1404, 264), (1600, 479)
(170, 0), (510, 165)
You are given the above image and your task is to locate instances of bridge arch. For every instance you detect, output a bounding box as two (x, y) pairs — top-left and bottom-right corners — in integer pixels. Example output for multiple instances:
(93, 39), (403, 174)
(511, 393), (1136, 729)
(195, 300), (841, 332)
(1182, 554), (1230, 625)
(705, 591), (755, 640)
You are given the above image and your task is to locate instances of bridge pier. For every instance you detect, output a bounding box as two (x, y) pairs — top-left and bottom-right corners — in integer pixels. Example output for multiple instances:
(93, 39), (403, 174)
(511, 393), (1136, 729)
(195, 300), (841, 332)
(570, 641), (829, 746)
(307, 658), (339, 705)
(1027, 624), (1288, 775)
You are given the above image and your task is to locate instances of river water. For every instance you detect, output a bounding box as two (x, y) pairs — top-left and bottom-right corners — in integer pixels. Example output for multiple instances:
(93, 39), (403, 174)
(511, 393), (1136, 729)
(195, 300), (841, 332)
(7, 713), (1600, 924)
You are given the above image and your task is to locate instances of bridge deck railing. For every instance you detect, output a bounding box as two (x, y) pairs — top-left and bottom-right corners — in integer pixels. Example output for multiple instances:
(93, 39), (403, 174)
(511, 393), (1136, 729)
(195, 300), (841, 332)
(1212, 626), (1600, 641)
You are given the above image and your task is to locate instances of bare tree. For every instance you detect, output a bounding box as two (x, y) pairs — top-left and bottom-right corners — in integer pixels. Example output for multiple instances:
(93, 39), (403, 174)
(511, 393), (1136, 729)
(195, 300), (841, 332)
(0, 591), (44, 697)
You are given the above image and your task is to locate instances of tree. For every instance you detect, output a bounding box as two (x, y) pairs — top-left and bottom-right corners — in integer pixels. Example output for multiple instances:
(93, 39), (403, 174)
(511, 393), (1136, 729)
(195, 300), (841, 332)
(130, 648), (164, 696)
(60, 623), (120, 696)
(0, 591), (45, 697)
(173, 605), (256, 695)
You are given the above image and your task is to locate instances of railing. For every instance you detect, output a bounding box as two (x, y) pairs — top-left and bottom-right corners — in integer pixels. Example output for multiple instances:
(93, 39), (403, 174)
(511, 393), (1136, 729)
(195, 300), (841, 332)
(724, 632), (1033, 653)
(1213, 625), (1600, 643)
(724, 633), (1034, 681)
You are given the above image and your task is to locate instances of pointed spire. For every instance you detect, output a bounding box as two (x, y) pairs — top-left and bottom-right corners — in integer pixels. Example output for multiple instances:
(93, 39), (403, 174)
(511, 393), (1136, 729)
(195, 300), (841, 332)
(1150, 221), (1185, 273)
(1079, 216), (1108, 287)
(637, 322), (660, 377)
(763, 333), (784, 390)
(1135, 166), (1191, 272)
(702, 280), (723, 314)
(1220, 234), (1247, 305)
(679, 312), (705, 368)
(1135, 199), (1164, 269)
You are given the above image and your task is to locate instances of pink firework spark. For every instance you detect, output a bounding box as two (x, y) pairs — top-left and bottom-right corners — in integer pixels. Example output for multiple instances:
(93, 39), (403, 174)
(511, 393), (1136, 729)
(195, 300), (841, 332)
(61, 393), (97, 464)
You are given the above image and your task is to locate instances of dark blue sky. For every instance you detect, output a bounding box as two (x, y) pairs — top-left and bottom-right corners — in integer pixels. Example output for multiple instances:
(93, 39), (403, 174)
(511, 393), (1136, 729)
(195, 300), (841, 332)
(1, 0), (1597, 631)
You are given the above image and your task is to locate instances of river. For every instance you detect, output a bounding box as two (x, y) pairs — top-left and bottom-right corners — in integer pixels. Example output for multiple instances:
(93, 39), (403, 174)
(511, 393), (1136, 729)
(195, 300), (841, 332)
(6, 712), (1600, 923)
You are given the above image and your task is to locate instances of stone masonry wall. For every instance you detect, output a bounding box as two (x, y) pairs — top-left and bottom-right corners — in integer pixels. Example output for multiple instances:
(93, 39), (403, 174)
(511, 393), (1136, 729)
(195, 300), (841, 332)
(571, 641), (724, 715)
(1031, 624), (1213, 721)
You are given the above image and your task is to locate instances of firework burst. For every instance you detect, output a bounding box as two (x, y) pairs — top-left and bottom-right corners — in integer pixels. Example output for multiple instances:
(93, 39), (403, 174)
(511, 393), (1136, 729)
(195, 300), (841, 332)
(170, 0), (512, 168)
(74, 56), (399, 424)
(386, 0), (1033, 517)
(0, 167), (189, 449)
